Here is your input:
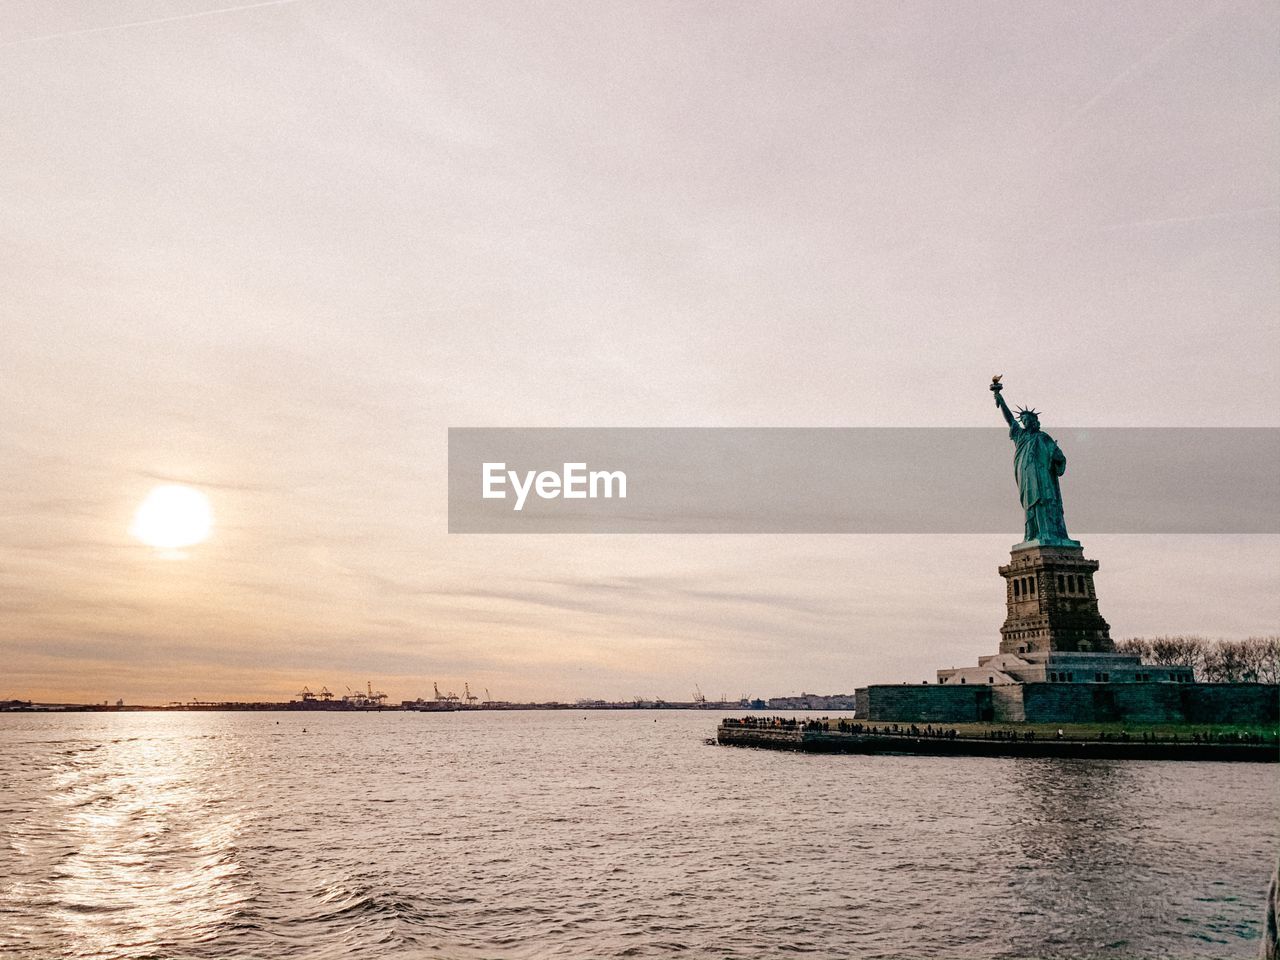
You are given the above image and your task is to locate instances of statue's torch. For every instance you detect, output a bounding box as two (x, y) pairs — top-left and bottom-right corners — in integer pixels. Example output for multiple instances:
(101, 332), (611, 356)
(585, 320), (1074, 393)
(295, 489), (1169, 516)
(990, 375), (1003, 405)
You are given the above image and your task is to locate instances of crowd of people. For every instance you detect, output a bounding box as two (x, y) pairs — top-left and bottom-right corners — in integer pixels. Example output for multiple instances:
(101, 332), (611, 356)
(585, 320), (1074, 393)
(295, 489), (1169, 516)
(720, 716), (1276, 744)
(722, 717), (961, 738)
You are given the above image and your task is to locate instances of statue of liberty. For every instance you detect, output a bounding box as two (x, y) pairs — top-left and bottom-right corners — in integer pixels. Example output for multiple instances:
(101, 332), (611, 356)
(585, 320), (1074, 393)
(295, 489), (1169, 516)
(990, 376), (1079, 547)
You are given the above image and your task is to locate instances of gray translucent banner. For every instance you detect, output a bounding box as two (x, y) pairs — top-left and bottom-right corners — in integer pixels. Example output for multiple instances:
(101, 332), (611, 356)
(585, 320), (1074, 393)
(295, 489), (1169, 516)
(447, 428), (1280, 534)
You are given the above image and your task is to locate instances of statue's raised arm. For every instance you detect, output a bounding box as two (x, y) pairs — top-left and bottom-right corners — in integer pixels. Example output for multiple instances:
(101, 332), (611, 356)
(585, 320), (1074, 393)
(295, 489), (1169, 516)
(990, 375), (1017, 429)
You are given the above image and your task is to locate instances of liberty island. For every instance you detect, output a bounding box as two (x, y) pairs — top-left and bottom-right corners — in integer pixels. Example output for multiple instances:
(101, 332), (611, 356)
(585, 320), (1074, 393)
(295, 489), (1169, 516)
(722, 377), (1278, 750)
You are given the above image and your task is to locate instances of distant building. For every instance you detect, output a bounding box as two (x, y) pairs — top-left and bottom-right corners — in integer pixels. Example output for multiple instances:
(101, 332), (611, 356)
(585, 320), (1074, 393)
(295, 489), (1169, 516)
(766, 693), (858, 711)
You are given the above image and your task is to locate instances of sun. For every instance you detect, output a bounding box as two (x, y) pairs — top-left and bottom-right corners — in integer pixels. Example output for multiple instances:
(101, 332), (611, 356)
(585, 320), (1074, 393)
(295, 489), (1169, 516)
(130, 485), (213, 549)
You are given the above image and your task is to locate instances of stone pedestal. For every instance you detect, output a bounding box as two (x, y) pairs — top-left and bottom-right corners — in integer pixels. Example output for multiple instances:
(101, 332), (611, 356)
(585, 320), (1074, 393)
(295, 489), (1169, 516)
(927, 537), (1225, 723)
(998, 542), (1111, 656)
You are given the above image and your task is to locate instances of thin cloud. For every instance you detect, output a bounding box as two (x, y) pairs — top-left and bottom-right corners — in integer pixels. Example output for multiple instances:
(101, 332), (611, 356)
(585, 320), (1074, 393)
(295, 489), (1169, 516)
(1027, 1), (1228, 159)
(0, 0), (303, 49)
(1098, 206), (1280, 232)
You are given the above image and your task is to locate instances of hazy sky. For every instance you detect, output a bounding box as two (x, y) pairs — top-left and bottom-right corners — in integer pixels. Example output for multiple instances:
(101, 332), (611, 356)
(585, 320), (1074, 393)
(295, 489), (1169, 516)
(1, 0), (1277, 703)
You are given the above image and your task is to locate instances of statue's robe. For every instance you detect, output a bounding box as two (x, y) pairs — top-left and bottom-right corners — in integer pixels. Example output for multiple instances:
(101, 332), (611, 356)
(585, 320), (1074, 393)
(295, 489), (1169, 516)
(1011, 426), (1065, 508)
(1010, 424), (1070, 542)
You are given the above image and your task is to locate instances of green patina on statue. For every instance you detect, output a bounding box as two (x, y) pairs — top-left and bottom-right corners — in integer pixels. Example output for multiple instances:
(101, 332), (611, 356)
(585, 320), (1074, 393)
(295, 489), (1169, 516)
(990, 376), (1080, 548)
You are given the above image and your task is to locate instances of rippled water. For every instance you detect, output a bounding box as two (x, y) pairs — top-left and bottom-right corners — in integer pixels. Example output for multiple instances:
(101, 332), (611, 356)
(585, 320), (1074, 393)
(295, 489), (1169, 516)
(0, 711), (1275, 959)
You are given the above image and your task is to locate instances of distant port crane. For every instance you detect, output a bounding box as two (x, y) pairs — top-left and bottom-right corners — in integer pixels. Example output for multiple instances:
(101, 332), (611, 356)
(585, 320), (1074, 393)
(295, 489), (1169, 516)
(343, 682), (388, 708)
(464, 683), (478, 706)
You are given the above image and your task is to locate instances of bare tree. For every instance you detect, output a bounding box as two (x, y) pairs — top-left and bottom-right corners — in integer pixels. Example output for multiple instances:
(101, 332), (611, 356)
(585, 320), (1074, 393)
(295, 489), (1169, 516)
(1117, 635), (1277, 683)
(1116, 637), (1152, 660)
(1202, 639), (1271, 683)
(1199, 646), (1220, 682)
(1243, 636), (1280, 684)
(1146, 635), (1208, 678)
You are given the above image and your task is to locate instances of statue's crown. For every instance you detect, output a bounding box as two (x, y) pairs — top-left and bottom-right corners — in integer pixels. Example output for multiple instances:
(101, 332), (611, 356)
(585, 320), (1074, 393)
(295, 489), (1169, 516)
(1015, 406), (1040, 418)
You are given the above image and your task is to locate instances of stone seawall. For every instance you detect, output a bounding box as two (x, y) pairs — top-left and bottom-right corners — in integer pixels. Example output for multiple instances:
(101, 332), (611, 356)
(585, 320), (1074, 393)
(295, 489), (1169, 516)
(717, 724), (1278, 762)
(853, 685), (994, 722)
(1179, 684), (1280, 724)
(855, 682), (1279, 725)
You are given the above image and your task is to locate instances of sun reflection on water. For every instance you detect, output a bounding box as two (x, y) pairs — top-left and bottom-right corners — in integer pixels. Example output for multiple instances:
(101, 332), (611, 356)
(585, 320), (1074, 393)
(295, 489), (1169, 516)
(5, 718), (249, 959)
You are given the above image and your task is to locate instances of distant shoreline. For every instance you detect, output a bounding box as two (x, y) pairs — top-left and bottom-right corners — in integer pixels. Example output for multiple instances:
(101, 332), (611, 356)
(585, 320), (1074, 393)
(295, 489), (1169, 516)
(0, 701), (800, 713)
